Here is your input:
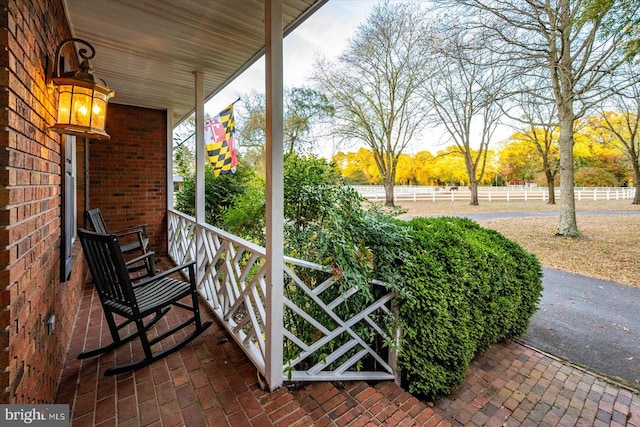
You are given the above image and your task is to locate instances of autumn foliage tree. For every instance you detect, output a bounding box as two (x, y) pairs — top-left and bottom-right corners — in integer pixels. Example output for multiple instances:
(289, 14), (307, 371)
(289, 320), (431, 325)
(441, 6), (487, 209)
(500, 127), (560, 201)
(334, 139), (633, 189)
(586, 66), (640, 203)
(498, 138), (542, 184)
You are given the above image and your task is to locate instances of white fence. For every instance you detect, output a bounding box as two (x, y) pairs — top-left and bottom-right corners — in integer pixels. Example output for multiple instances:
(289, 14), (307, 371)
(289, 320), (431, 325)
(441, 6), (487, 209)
(351, 185), (637, 203)
(167, 209), (398, 385)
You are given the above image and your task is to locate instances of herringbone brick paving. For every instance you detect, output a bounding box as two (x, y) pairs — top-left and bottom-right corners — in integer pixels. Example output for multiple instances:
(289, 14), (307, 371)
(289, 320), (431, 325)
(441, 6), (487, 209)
(57, 279), (640, 426)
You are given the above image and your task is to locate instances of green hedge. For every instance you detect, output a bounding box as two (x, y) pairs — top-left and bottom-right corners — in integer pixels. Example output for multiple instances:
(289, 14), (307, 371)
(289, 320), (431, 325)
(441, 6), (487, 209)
(396, 216), (543, 399)
(176, 155), (543, 399)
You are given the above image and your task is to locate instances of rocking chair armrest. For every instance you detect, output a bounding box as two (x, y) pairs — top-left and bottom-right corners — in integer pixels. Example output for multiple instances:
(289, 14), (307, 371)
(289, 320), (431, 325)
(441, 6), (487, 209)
(126, 251), (156, 280)
(114, 224), (148, 238)
(125, 251), (156, 268)
(133, 260), (196, 288)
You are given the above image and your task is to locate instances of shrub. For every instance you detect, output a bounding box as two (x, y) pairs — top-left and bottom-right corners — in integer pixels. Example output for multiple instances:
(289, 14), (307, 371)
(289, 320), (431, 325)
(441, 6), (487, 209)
(395, 216), (543, 399)
(283, 153), (345, 229)
(175, 164), (255, 225)
(220, 176), (266, 244)
(575, 166), (618, 187)
(281, 154), (409, 297)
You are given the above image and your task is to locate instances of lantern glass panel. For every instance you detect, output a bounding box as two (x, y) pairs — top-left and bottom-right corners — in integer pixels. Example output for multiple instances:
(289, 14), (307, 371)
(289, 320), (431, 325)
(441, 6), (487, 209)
(57, 84), (73, 124)
(91, 92), (109, 130)
(70, 86), (93, 127)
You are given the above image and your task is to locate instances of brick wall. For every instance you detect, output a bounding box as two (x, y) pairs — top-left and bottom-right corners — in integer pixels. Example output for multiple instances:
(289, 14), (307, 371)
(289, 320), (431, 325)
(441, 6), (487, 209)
(89, 104), (168, 256)
(0, 0), (90, 403)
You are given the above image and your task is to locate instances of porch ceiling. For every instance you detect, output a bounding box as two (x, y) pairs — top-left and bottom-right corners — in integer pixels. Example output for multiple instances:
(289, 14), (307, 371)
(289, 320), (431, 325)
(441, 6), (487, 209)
(63, 0), (327, 127)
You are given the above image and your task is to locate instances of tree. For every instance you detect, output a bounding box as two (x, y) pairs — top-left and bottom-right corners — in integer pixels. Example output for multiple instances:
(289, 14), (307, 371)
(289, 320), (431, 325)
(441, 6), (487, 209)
(586, 77), (640, 202)
(499, 137), (543, 184)
(236, 88), (334, 175)
(575, 119), (629, 185)
(435, 0), (640, 235)
(333, 148), (382, 185)
(413, 151), (437, 185)
(501, 77), (560, 203)
(173, 115), (197, 177)
(421, 22), (504, 205)
(174, 144), (195, 177)
(236, 91), (268, 176)
(581, 0), (640, 61)
(313, 2), (432, 206)
(284, 87), (334, 155)
(505, 122), (560, 202)
(431, 148), (469, 187)
(395, 154), (417, 185)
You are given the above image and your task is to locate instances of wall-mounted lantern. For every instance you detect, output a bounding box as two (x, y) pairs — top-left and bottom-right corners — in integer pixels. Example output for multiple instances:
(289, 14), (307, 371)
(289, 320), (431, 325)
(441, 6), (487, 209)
(48, 38), (114, 140)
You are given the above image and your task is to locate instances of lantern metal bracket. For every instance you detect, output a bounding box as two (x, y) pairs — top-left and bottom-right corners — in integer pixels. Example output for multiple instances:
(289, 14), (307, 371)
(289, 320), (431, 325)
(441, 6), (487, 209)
(47, 38), (96, 84)
(46, 38), (114, 140)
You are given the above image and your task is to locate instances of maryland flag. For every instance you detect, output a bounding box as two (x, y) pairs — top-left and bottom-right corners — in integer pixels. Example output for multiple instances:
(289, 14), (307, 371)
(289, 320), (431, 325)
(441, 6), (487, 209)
(205, 104), (238, 176)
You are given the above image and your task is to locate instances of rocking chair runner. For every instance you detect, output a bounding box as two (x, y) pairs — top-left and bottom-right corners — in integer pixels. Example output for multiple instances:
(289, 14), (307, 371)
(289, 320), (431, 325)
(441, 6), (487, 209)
(78, 229), (212, 376)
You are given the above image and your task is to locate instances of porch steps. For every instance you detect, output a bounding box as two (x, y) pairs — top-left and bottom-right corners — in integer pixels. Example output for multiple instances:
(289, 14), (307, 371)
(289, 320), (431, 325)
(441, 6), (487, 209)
(290, 380), (447, 426)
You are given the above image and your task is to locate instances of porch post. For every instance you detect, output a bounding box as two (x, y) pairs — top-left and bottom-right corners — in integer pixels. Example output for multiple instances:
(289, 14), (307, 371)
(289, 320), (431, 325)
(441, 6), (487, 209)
(166, 108), (173, 210)
(265, 0), (284, 390)
(194, 71), (205, 282)
(194, 71), (205, 225)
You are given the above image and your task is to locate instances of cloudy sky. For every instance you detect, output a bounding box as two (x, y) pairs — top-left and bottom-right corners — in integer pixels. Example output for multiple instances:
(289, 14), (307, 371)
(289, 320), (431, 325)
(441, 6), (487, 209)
(205, 0), (378, 116)
(203, 0), (513, 158)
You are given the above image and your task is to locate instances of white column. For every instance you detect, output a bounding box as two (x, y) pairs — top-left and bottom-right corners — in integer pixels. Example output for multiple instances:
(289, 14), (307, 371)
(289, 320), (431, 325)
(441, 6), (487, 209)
(194, 72), (205, 283)
(194, 72), (205, 225)
(265, 0), (284, 391)
(166, 108), (174, 210)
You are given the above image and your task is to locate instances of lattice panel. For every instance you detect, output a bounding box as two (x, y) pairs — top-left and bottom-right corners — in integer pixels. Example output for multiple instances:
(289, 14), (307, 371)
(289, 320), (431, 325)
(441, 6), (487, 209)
(168, 212), (197, 265)
(282, 265), (397, 381)
(168, 210), (398, 384)
(196, 227), (268, 359)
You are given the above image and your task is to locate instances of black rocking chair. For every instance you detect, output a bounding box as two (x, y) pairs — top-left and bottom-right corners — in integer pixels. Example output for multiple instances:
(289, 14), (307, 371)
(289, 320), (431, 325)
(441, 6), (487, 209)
(78, 229), (212, 376)
(86, 208), (150, 256)
(86, 208), (153, 274)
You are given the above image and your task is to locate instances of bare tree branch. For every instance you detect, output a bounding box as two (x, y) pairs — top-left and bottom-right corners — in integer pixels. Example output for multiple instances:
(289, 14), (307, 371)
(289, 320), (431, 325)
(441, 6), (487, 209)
(312, 2), (432, 206)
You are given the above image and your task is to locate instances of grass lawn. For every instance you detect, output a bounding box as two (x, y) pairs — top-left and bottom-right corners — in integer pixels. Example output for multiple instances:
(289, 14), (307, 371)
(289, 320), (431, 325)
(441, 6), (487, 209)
(395, 199), (640, 288)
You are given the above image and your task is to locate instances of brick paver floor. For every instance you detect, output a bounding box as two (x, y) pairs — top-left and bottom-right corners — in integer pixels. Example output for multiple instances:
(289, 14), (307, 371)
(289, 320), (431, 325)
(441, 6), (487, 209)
(57, 280), (640, 426)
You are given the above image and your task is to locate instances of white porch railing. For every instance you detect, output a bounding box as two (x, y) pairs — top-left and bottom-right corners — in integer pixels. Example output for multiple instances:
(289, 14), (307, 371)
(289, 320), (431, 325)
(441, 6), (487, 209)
(167, 209), (398, 385)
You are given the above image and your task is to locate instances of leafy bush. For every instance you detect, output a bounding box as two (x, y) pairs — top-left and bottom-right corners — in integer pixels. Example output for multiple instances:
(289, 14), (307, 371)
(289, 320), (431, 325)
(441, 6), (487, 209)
(282, 154), (408, 296)
(279, 154), (410, 370)
(395, 216), (543, 399)
(220, 176), (266, 244)
(574, 166), (618, 187)
(175, 164), (255, 225)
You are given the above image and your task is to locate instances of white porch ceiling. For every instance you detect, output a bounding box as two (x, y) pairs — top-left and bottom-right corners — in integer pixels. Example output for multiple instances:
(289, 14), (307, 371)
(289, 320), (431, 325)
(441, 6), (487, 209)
(63, 0), (327, 127)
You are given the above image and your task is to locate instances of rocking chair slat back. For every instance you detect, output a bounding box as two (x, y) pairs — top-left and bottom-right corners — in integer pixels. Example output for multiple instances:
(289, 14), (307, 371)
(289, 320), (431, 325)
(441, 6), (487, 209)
(86, 209), (110, 234)
(79, 229), (134, 308)
(85, 208), (150, 259)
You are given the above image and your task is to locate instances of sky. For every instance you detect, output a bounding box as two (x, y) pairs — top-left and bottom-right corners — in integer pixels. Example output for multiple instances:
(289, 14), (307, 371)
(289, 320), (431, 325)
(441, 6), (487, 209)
(202, 0), (514, 159)
(205, 1), (378, 116)
(202, 1), (379, 158)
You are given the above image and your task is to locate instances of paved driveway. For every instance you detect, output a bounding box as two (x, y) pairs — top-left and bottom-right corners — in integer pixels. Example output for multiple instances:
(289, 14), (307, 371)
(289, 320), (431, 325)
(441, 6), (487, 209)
(427, 209), (640, 387)
(523, 267), (640, 387)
